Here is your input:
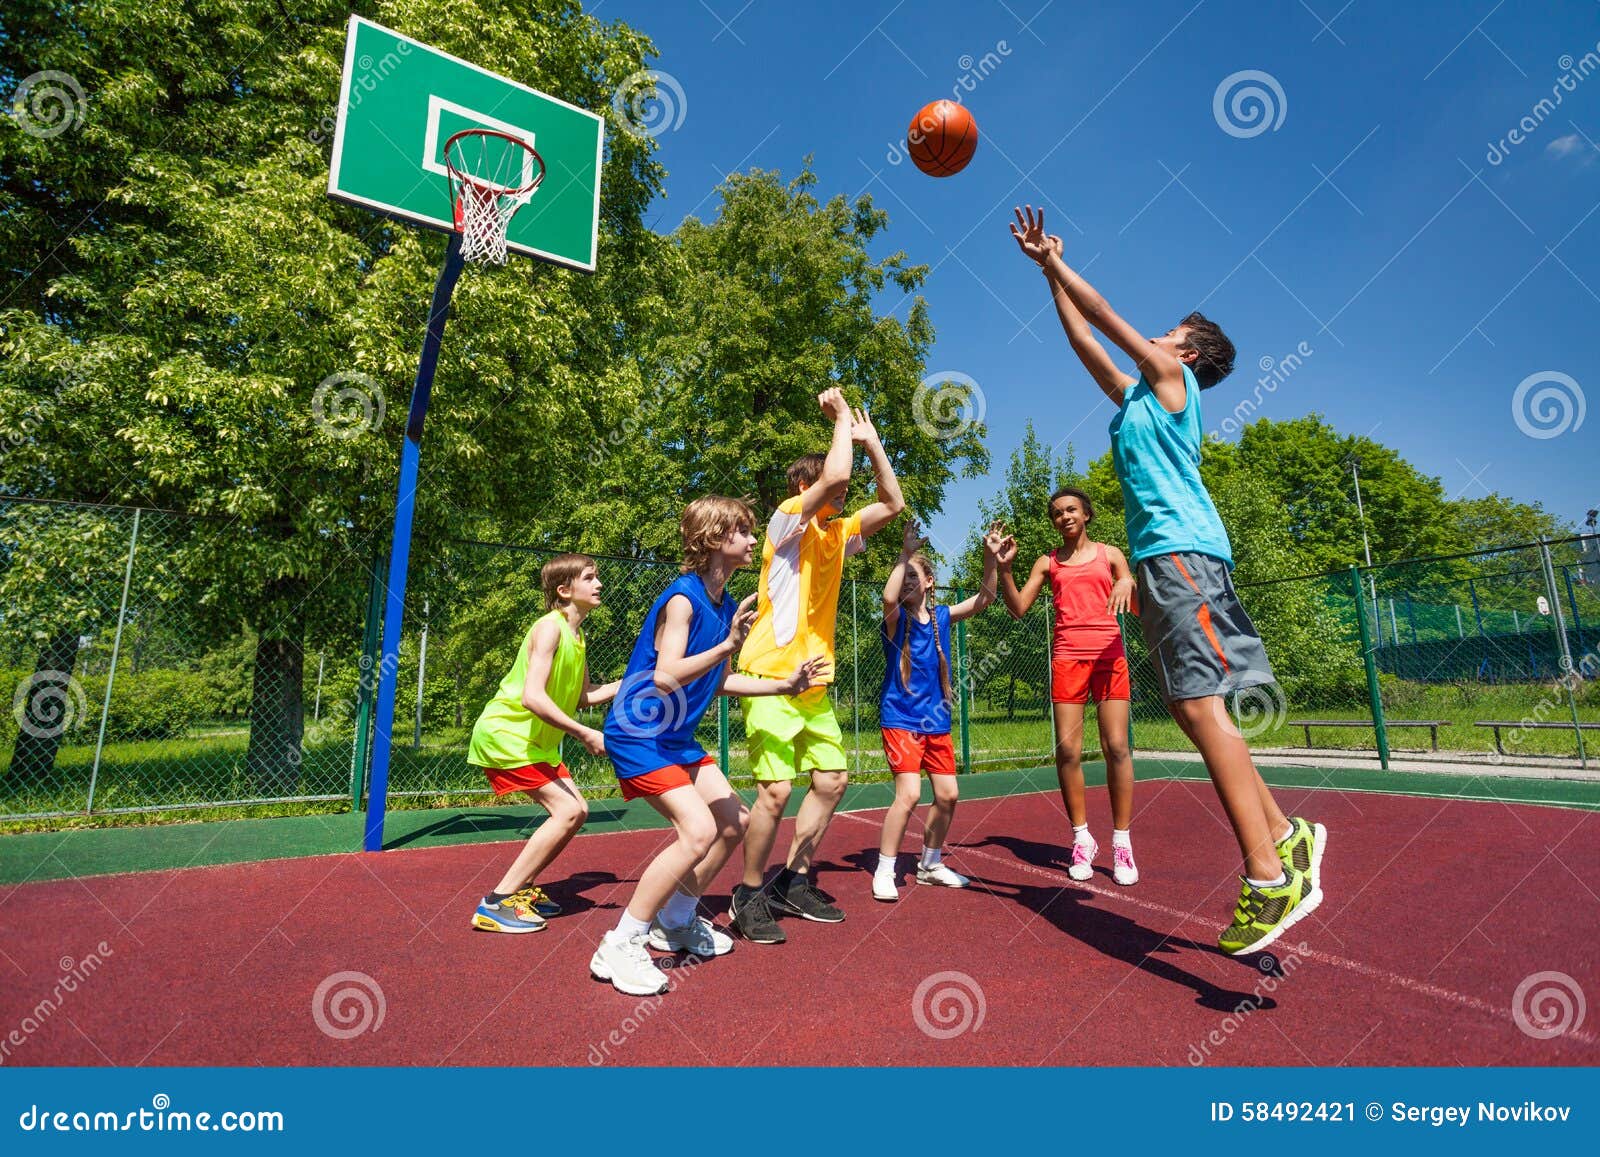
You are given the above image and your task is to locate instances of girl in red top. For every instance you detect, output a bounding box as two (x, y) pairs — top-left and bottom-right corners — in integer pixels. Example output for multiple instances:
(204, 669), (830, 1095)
(995, 486), (1139, 885)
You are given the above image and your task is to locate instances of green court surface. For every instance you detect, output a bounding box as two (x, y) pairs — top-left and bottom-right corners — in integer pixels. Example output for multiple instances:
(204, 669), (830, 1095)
(3, 759), (1598, 887)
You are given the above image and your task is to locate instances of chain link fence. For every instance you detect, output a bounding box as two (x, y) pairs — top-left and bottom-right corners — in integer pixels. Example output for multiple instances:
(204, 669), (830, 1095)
(3, 496), (1595, 823)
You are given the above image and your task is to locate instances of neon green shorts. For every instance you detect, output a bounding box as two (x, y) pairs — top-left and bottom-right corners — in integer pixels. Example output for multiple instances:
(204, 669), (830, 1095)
(743, 687), (847, 783)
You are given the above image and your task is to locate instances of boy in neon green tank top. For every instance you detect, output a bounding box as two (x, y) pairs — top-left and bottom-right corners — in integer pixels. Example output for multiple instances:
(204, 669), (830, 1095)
(467, 554), (619, 933)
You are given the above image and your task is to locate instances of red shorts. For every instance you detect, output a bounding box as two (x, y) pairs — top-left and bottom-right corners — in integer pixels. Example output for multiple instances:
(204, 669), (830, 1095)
(618, 756), (718, 800)
(1051, 654), (1131, 704)
(881, 728), (957, 777)
(483, 762), (570, 795)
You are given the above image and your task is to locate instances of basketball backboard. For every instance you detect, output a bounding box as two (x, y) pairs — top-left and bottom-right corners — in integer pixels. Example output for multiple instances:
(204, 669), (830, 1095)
(326, 16), (603, 272)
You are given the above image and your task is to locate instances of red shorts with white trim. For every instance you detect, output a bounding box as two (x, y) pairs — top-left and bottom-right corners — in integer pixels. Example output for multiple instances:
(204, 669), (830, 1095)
(880, 728), (957, 777)
(618, 755), (718, 800)
(483, 762), (570, 795)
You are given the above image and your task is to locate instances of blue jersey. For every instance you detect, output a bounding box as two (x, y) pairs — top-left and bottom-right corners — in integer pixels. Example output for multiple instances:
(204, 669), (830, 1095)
(878, 604), (953, 735)
(604, 573), (736, 779)
(1108, 364), (1233, 566)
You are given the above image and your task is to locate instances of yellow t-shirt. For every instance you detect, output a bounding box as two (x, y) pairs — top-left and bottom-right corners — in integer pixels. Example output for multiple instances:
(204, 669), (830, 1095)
(739, 495), (865, 681)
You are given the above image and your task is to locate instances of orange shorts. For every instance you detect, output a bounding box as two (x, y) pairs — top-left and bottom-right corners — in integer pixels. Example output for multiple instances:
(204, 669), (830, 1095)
(881, 728), (957, 777)
(1051, 654), (1131, 704)
(483, 762), (570, 795)
(618, 756), (718, 800)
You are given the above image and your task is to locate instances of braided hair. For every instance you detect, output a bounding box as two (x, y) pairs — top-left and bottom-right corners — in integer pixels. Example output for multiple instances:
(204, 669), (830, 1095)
(898, 552), (953, 705)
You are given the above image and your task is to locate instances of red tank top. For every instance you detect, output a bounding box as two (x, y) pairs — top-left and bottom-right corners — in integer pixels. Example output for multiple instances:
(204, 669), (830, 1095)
(1048, 544), (1124, 660)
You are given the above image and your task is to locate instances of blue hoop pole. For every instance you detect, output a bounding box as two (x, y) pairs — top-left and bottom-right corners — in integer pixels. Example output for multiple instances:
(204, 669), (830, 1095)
(364, 233), (466, 853)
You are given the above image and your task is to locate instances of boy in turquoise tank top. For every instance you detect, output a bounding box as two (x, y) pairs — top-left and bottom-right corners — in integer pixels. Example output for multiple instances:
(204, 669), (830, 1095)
(466, 553), (619, 934)
(1009, 207), (1326, 958)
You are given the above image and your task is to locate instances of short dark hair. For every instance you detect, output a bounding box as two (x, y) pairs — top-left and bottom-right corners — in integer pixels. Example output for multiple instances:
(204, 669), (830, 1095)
(1178, 312), (1235, 389)
(541, 553), (595, 611)
(787, 453), (827, 496)
(1048, 485), (1094, 524)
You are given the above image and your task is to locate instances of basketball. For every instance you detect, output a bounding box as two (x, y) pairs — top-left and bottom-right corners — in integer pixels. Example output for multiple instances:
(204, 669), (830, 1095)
(907, 100), (978, 177)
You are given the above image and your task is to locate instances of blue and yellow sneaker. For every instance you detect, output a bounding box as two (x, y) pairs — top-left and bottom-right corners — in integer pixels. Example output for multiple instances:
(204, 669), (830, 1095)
(1218, 866), (1319, 956)
(1276, 817), (1326, 893)
(510, 885), (562, 918)
(472, 894), (547, 933)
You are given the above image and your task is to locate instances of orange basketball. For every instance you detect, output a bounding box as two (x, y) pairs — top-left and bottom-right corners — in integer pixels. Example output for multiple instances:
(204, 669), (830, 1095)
(907, 100), (978, 177)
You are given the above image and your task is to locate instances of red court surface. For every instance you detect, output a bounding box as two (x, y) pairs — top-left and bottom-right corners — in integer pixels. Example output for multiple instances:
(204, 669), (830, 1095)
(2, 783), (1597, 1067)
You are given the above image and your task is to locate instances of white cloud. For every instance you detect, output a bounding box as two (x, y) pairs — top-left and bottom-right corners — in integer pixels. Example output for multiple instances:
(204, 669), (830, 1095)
(1546, 134), (1585, 158)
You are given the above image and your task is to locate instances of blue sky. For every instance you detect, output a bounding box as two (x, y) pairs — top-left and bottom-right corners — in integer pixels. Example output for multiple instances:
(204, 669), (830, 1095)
(595, 0), (1599, 556)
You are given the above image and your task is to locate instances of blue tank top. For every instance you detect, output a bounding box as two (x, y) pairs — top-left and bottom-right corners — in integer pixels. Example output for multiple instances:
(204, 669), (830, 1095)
(604, 573), (736, 779)
(1108, 365), (1233, 566)
(878, 604), (953, 735)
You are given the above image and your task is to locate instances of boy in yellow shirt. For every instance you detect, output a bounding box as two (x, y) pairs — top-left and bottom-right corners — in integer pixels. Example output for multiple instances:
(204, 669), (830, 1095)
(732, 387), (905, 942)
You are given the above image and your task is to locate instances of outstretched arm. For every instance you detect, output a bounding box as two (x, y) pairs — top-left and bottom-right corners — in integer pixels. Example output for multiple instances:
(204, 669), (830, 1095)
(881, 517), (923, 636)
(949, 528), (1001, 623)
(993, 532), (1050, 620)
(520, 620), (605, 756)
(851, 408), (906, 539)
(1012, 205), (1185, 411)
(1042, 237), (1136, 404)
(797, 388), (856, 525)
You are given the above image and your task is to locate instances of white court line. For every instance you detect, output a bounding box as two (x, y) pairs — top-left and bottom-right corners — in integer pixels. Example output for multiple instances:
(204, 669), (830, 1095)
(835, 809), (1600, 1049)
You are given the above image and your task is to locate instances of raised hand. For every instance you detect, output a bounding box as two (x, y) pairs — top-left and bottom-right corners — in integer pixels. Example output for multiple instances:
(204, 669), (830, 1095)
(983, 520), (1009, 557)
(1046, 233), (1064, 259)
(1009, 205), (1050, 264)
(817, 387), (850, 422)
(727, 592), (760, 650)
(995, 534), (1018, 566)
(902, 516), (928, 554)
(849, 406), (880, 447)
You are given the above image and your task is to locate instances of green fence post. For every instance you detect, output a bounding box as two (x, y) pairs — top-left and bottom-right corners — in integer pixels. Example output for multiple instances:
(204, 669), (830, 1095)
(956, 612), (971, 774)
(1539, 541), (1588, 768)
(350, 552), (383, 808)
(718, 694), (730, 775)
(1351, 566), (1390, 769)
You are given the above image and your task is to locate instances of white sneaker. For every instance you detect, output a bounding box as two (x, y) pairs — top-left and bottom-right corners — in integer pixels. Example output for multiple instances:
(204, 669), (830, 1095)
(648, 916), (733, 957)
(916, 862), (969, 888)
(872, 871), (899, 902)
(590, 930), (669, 996)
(1112, 841), (1139, 886)
(1068, 836), (1098, 882)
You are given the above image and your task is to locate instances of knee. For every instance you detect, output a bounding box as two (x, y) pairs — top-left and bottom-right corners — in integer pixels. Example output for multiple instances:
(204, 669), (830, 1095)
(758, 781), (792, 814)
(1057, 745), (1083, 769)
(932, 784), (959, 810)
(1102, 739), (1131, 764)
(552, 796), (588, 831)
(812, 770), (848, 802)
(718, 801), (750, 841)
(683, 817), (718, 861)
(892, 779), (921, 810)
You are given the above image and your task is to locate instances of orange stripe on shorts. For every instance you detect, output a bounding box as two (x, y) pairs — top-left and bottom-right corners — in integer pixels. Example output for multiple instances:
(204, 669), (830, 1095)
(1196, 603), (1230, 672)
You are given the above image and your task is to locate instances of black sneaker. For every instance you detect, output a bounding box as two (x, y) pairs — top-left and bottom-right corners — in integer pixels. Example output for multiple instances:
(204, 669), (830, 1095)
(807, 873), (836, 904)
(730, 884), (786, 944)
(769, 873), (845, 923)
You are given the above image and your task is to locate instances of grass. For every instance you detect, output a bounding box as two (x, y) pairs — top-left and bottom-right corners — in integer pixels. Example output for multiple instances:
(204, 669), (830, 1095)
(3, 679), (1593, 833)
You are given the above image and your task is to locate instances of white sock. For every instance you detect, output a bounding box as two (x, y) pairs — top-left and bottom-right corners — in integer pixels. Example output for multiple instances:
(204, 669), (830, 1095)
(1275, 821), (1294, 844)
(876, 853), (896, 875)
(613, 911), (650, 939)
(658, 889), (698, 929)
(1112, 829), (1132, 848)
(920, 846), (942, 868)
(1072, 824), (1092, 845)
(1245, 873), (1287, 889)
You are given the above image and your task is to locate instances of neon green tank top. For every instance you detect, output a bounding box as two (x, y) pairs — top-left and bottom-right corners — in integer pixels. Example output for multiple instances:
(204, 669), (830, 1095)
(467, 610), (586, 769)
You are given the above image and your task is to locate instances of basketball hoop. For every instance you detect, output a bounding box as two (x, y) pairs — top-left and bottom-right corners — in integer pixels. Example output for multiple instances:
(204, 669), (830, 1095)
(443, 128), (545, 265)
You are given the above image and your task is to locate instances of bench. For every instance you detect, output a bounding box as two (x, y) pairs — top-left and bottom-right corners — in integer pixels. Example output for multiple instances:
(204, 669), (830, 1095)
(1289, 719), (1451, 751)
(1475, 720), (1600, 755)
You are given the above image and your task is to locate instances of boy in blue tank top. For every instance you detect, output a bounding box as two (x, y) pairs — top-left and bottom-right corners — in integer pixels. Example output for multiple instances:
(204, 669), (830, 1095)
(1009, 206), (1325, 958)
(588, 496), (825, 997)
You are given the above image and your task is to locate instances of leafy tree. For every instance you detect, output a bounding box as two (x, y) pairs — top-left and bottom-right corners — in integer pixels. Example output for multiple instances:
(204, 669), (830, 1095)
(1, 0), (664, 789)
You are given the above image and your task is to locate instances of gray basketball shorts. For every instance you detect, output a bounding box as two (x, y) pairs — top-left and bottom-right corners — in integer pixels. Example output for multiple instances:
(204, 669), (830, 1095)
(1134, 552), (1275, 702)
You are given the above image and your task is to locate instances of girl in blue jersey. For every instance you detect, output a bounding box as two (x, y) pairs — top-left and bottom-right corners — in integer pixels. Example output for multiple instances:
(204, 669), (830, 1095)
(871, 518), (1001, 902)
(589, 496), (825, 997)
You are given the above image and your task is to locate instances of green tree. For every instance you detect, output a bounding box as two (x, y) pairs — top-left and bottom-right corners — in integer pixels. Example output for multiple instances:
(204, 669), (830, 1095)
(566, 164), (988, 571)
(1, 0), (664, 790)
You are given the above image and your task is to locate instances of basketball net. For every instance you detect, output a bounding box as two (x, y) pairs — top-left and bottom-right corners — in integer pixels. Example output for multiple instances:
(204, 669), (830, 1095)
(443, 129), (545, 266)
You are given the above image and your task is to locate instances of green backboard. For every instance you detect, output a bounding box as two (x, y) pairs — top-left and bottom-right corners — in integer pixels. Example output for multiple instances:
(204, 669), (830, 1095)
(326, 16), (603, 272)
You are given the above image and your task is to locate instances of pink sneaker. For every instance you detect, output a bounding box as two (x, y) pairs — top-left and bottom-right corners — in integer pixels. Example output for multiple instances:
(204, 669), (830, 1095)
(1068, 835), (1097, 881)
(1112, 842), (1139, 886)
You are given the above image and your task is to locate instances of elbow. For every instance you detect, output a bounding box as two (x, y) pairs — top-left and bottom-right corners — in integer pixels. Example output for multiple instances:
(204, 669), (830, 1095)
(883, 492), (906, 516)
(651, 673), (676, 696)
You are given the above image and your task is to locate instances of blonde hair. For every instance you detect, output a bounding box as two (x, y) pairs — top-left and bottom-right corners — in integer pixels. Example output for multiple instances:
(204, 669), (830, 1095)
(681, 495), (756, 573)
(542, 553), (596, 611)
(898, 552), (953, 704)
